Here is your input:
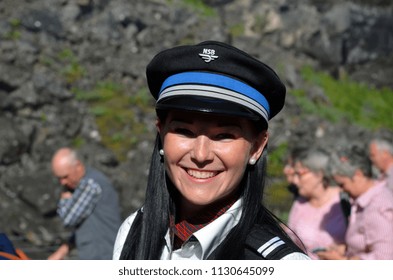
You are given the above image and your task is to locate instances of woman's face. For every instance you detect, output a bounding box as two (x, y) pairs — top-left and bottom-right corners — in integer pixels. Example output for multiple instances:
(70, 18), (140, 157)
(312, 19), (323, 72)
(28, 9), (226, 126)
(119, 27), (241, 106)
(283, 158), (295, 184)
(157, 110), (268, 209)
(292, 162), (324, 198)
(334, 173), (362, 198)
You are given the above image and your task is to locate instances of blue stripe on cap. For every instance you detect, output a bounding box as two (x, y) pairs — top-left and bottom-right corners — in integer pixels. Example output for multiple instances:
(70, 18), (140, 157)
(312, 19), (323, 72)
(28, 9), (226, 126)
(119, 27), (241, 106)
(159, 72), (270, 118)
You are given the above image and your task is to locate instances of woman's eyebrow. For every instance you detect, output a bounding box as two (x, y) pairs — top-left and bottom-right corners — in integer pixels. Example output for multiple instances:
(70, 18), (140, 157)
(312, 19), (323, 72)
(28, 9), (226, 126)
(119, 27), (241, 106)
(169, 115), (242, 129)
(216, 122), (242, 129)
(169, 118), (192, 124)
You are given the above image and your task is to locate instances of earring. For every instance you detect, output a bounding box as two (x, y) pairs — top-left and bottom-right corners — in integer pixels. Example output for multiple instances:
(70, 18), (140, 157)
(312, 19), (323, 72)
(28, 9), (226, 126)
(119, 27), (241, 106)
(159, 149), (164, 156)
(249, 158), (256, 165)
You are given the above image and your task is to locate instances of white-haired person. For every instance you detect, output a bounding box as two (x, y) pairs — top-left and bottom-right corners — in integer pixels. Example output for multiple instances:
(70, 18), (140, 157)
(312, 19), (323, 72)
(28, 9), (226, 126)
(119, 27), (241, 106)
(286, 147), (348, 259)
(369, 133), (393, 190)
(50, 147), (121, 260)
(112, 41), (309, 260)
(317, 145), (393, 260)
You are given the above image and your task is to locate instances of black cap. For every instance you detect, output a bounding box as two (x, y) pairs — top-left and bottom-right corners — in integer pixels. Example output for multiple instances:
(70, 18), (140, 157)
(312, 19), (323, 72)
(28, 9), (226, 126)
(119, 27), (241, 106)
(146, 41), (286, 124)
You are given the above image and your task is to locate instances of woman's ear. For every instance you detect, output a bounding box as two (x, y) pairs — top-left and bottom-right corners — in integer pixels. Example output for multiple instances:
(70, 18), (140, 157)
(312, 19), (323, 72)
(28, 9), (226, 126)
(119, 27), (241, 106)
(250, 131), (269, 162)
(156, 118), (162, 133)
(316, 171), (325, 181)
(156, 118), (166, 146)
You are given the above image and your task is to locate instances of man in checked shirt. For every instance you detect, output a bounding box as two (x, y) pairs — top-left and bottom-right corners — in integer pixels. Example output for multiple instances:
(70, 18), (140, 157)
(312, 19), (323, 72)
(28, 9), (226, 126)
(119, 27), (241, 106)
(48, 147), (121, 260)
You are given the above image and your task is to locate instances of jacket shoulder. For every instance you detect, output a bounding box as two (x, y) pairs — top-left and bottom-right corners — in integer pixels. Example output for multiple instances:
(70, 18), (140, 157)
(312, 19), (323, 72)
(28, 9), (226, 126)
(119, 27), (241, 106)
(244, 225), (307, 260)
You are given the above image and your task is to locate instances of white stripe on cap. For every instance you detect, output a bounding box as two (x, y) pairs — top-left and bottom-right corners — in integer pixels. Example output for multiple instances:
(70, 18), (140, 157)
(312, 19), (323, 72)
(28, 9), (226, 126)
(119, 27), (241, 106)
(257, 237), (285, 258)
(158, 84), (269, 121)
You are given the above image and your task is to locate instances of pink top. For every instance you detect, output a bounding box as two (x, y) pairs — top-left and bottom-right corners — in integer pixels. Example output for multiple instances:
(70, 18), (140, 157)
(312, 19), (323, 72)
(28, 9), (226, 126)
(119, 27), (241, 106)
(346, 180), (393, 259)
(287, 192), (347, 259)
(386, 165), (393, 190)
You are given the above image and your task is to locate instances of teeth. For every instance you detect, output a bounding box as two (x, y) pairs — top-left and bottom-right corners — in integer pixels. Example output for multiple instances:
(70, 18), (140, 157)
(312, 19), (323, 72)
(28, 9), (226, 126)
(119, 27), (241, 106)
(187, 169), (217, 179)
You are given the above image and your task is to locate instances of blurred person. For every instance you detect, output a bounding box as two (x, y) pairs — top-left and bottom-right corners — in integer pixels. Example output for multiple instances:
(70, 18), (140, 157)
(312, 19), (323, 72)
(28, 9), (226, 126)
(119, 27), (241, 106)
(283, 147), (307, 199)
(369, 135), (393, 190)
(317, 145), (393, 260)
(286, 147), (347, 259)
(49, 147), (121, 260)
(0, 233), (29, 260)
(113, 41), (309, 260)
(283, 154), (296, 185)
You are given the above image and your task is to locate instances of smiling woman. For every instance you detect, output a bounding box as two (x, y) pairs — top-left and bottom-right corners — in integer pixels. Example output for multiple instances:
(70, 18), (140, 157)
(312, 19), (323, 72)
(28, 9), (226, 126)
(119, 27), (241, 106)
(158, 111), (265, 218)
(112, 41), (310, 260)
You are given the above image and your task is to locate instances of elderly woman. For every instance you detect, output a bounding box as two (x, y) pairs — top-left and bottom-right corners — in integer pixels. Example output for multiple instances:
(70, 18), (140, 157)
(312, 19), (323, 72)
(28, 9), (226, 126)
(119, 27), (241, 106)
(113, 41), (309, 260)
(286, 147), (348, 259)
(317, 145), (393, 260)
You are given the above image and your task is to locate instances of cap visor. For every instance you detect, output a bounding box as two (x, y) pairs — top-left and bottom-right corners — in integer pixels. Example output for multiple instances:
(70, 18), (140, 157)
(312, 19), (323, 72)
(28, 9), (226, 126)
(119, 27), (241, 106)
(156, 95), (262, 121)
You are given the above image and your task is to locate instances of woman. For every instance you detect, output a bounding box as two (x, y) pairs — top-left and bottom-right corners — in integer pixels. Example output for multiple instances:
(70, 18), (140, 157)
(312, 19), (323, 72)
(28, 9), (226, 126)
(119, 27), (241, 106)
(283, 147), (307, 199)
(113, 41), (309, 260)
(317, 145), (393, 260)
(287, 147), (347, 259)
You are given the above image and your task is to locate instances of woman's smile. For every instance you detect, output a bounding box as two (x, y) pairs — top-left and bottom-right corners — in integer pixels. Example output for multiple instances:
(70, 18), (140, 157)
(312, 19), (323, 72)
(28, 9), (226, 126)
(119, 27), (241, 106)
(186, 168), (220, 179)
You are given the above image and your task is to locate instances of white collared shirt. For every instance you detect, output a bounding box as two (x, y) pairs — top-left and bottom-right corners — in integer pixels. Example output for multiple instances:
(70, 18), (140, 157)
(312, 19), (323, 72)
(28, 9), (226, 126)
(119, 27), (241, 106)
(161, 199), (244, 260)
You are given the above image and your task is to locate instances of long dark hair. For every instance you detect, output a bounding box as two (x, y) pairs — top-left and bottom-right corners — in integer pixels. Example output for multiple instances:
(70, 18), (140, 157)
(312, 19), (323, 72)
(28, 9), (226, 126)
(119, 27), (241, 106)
(120, 119), (296, 259)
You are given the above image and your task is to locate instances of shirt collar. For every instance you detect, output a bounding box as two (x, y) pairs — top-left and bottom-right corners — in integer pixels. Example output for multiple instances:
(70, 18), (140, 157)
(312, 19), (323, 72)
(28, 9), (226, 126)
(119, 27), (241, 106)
(355, 180), (386, 208)
(172, 195), (238, 249)
(193, 198), (243, 259)
(162, 198), (243, 259)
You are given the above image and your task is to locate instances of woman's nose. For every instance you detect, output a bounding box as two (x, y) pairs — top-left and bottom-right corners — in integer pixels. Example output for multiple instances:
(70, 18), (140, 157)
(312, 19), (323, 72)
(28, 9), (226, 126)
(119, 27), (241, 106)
(191, 135), (214, 164)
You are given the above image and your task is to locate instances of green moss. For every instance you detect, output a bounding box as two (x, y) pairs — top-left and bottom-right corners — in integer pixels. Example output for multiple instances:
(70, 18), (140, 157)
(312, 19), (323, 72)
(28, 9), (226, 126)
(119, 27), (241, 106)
(265, 180), (294, 223)
(62, 62), (85, 84)
(57, 49), (86, 83)
(293, 66), (393, 130)
(57, 49), (75, 60)
(74, 82), (154, 161)
(267, 142), (288, 177)
(40, 113), (47, 122)
(265, 142), (293, 221)
(39, 55), (56, 67)
(292, 88), (346, 123)
(4, 18), (21, 40)
(229, 23), (245, 38)
(75, 82), (117, 102)
(252, 15), (267, 34)
(71, 137), (85, 148)
(172, 0), (217, 17)
(129, 87), (153, 111)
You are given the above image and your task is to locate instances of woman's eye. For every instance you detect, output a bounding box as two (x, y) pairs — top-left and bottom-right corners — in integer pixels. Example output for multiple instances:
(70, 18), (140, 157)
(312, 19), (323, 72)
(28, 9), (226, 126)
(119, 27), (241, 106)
(215, 133), (235, 140)
(174, 128), (194, 137)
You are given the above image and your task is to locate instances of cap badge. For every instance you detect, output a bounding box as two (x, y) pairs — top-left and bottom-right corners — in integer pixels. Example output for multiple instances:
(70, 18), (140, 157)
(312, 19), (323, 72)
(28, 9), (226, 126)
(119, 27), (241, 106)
(198, 48), (218, 63)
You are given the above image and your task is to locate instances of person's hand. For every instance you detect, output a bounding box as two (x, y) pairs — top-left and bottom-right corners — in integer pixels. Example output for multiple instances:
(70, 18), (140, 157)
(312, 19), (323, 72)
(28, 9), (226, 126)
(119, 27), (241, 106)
(316, 244), (347, 260)
(47, 243), (69, 260)
(61, 191), (72, 199)
(317, 248), (346, 260)
(332, 244), (346, 255)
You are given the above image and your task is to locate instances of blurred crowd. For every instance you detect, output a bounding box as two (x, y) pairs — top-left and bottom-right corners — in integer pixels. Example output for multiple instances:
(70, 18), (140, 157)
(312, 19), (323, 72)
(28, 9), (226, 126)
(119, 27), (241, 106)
(283, 132), (393, 260)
